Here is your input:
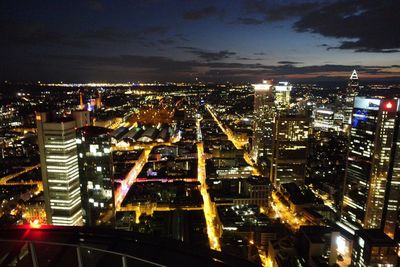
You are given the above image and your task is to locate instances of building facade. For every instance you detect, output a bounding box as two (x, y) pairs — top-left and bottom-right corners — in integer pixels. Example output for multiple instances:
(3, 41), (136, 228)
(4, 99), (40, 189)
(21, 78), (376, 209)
(72, 109), (90, 128)
(274, 81), (292, 111)
(77, 126), (115, 226)
(271, 112), (309, 186)
(36, 112), (83, 226)
(351, 229), (398, 267)
(341, 97), (400, 238)
(252, 80), (275, 176)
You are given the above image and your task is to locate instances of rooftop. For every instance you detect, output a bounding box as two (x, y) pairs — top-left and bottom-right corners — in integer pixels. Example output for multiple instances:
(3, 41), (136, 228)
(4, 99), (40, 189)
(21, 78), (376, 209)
(355, 229), (397, 246)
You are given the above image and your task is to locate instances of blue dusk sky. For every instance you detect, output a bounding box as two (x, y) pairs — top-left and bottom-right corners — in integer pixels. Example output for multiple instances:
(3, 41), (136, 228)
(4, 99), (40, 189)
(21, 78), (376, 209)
(1, 0), (399, 82)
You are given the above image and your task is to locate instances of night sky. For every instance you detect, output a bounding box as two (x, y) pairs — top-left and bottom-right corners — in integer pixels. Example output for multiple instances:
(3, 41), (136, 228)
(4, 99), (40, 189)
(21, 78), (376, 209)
(1, 0), (399, 82)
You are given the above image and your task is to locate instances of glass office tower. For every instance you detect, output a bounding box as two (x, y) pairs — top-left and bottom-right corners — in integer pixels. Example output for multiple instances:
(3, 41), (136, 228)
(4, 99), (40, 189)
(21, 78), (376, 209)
(274, 81), (292, 111)
(252, 80), (275, 176)
(77, 126), (114, 226)
(341, 97), (400, 238)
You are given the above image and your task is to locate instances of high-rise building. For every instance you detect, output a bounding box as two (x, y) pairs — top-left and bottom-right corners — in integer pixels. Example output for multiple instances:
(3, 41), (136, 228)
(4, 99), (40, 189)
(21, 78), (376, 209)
(77, 126), (114, 226)
(271, 112), (309, 186)
(36, 112), (83, 226)
(340, 97), (400, 238)
(274, 81), (292, 111)
(343, 70), (359, 127)
(306, 131), (348, 209)
(313, 108), (344, 132)
(252, 80), (275, 176)
(72, 110), (90, 128)
(351, 229), (398, 267)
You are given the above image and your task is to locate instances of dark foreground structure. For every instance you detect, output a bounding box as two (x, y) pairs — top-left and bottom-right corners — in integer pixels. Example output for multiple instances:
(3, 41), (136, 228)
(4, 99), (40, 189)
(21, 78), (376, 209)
(0, 226), (259, 267)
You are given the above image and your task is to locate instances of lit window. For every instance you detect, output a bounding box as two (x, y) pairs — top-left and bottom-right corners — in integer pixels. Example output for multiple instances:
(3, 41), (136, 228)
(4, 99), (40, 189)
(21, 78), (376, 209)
(358, 237), (365, 248)
(90, 144), (98, 153)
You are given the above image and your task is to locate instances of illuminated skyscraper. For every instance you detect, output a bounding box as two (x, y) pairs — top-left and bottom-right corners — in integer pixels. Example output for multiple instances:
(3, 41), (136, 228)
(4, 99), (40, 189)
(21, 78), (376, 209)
(77, 126), (114, 226)
(274, 81), (292, 111)
(271, 112), (309, 186)
(72, 109), (90, 128)
(340, 97), (400, 238)
(36, 112), (83, 226)
(343, 70), (359, 127)
(313, 108), (344, 132)
(252, 80), (275, 176)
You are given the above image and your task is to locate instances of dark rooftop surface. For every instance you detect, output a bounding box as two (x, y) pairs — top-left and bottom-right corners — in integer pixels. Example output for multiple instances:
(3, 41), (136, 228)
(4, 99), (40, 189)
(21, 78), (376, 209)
(299, 225), (332, 244)
(355, 229), (397, 246)
(77, 126), (111, 136)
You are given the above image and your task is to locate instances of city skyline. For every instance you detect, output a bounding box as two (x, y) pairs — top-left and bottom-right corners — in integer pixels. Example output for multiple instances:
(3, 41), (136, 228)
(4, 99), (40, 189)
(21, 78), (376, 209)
(1, 0), (400, 82)
(2, 1), (400, 267)
(1, 68), (400, 266)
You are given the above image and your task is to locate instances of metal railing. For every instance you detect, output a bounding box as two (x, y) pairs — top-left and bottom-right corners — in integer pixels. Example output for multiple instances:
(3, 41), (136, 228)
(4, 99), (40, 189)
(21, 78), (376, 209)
(0, 239), (166, 267)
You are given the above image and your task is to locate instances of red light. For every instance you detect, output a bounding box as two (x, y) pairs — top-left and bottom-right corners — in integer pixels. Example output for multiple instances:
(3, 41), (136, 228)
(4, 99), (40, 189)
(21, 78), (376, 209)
(386, 102), (393, 109)
(30, 219), (41, 228)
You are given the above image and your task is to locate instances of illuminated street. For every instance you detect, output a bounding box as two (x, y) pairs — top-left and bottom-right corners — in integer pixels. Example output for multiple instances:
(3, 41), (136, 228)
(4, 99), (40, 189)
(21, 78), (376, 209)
(257, 248), (273, 267)
(0, 164), (40, 185)
(100, 145), (153, 224)
(309, 185), (336, 211)
(197, 115), (221, 251)
(270, 191), (309, 231)
(205, 104), (246, 149)
(115, 145), (153, 210)
(205, 104), (260, 176)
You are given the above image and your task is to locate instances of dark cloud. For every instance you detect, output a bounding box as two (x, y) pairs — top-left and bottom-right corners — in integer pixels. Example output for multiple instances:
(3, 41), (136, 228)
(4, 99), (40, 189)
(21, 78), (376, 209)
(141, 26), (169, 35)
(265, 2), (318, 21)
(0, 18), (83, 47)
(254, 52), (266, 56)
(82, 28), (134, 42)
(177, 46), (236, 61)
(174, 34), (190, 42)
(277, 61), (303, 65)
(239, 1), (400, 53)
(183, 6), (221, 20)
(241, 0), (268, 14)
(0, 17), (169, 48)
(294, 0), (400, 53)
(236, 17), (264, 25)
(158, 38), (175, 45)
(6, 52), (400, 82)
(81, 26), (173, 48)
(237, 0), (318, 24)
(237, 57), (264, 61)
